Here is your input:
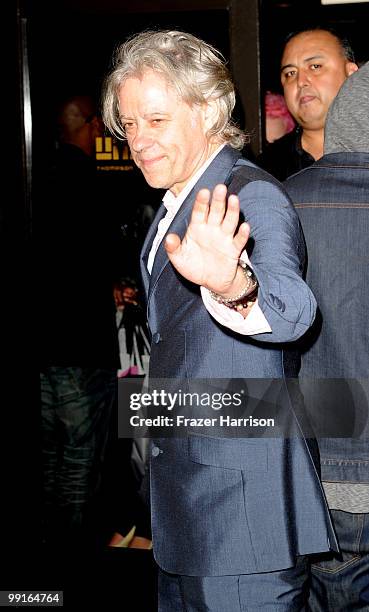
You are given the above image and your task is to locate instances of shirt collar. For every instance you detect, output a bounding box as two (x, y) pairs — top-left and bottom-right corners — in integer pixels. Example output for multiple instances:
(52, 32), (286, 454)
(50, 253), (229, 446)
(162, 144), (225, 213)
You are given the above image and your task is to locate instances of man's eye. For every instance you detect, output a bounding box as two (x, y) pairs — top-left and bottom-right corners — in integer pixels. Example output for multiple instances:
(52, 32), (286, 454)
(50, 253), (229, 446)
(123, 123), (135, 131)
(284, 70), (296, 79)
(310, 64), (322, 71)
(151, 119), (164, 125)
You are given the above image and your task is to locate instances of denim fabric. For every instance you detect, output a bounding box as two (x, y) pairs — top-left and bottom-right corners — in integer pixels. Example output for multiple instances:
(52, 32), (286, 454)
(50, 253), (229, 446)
(285, 153), (369, 482)
(158, 557), (309, 611)
(297, 379), (369, 485)
(285, 154), (369, 610)
(308, 510), (369, 611)
(41, 367), (116, 546)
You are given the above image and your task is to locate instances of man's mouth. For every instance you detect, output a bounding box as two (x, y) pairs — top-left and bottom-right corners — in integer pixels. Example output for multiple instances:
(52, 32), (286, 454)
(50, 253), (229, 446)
(140, 156), (164, 169)
(299, 95), (316, 105)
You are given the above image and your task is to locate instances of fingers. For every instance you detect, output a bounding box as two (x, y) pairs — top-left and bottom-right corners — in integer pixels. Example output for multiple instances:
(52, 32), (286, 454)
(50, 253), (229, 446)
(191, 184), (229, 226)
(164, 232), (181, 254)
(190, 189), (211, 224)
(192, 185), (241, 237)
(221, 193), (241, 235)
(207, 184), (228, 226)
(233, 222), (250, 252)
(171, 185), (249, 261)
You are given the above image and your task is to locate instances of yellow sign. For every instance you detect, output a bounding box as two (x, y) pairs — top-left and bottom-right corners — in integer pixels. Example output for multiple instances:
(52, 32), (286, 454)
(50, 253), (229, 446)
(95, 136), (133, 164)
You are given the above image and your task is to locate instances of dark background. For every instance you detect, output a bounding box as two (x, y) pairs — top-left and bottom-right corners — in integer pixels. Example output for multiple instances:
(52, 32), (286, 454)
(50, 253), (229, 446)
(24, 4), (231, 172)
(22, 0), (369, 163)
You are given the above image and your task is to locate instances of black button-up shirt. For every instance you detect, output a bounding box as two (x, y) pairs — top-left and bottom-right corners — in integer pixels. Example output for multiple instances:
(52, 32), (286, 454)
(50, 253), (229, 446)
(256, 127), (315, 182)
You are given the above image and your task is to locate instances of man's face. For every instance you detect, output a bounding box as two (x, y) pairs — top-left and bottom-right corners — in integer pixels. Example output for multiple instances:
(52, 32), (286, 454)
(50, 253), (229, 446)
(118, 69), (215, 196)
(280, 30), (357, 131)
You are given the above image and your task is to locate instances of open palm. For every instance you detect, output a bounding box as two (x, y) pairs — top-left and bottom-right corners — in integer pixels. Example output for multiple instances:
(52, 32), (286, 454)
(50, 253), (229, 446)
(164, 184), (250, 295)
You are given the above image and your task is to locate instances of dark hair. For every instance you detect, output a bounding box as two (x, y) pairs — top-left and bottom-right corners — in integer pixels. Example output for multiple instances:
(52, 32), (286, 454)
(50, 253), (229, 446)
(284, 26), (355, 63)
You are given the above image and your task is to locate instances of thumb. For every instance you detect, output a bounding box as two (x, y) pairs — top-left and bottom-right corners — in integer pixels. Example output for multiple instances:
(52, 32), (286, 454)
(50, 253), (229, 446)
(164, 233), (181, 255)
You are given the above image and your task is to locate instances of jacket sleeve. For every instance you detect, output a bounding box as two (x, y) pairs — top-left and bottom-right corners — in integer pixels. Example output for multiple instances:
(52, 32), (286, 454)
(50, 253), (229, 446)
(237, 179), (316, 343)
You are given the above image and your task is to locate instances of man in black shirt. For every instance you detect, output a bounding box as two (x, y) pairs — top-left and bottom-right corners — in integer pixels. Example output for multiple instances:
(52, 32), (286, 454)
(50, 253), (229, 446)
(257, 28), (357, 181)
(258, 125), (314, 181)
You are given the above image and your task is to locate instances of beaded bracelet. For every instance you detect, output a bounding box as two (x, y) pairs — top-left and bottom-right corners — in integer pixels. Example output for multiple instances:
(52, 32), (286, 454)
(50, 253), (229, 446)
(209, 260), (258, 311)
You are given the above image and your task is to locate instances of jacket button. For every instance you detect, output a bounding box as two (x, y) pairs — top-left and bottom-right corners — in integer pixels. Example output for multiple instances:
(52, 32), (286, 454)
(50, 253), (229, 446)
(152, 445), (162, 457)
(153, 332), (162, 344)
(270, 293), (285, 310)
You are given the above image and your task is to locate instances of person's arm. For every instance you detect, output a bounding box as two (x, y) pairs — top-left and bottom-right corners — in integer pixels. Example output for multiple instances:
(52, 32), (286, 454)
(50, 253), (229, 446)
(237, 179), (316, 342)
(164, 182), (316, 343)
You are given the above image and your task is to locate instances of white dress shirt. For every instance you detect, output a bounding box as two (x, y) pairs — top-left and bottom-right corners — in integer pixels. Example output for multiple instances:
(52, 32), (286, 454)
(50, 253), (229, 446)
(147, 145), (271, 335)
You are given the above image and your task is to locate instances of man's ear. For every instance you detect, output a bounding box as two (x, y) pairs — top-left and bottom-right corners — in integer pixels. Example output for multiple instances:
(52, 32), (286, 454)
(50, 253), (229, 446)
(346, 62), (359, 77)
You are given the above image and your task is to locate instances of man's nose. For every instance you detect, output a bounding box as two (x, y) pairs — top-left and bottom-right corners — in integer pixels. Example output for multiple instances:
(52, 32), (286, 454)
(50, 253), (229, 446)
(297, 69), (310, 88)
(131, 125), (154, 152)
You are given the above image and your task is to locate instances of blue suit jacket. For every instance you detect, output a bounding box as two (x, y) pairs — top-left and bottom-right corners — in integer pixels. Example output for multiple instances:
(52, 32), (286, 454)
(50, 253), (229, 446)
(140, 146), (337, 576)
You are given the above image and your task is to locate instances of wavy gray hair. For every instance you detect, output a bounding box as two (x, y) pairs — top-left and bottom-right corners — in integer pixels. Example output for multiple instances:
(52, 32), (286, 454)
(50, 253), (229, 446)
(102, 30), (248, 150)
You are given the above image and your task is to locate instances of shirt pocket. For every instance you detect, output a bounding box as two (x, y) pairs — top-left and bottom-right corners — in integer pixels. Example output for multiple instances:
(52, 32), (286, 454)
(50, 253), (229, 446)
(188, 434), (268, 476)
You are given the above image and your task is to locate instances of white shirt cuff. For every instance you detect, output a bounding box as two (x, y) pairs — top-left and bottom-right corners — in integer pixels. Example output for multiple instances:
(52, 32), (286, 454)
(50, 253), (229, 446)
(201, 289), (272, 335)
(200, 250), (271, 335)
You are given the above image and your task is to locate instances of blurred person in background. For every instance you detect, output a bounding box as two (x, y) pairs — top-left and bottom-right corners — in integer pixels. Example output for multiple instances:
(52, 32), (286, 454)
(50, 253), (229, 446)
(264, 90), (295, 144)
(35, 95), (120, 553)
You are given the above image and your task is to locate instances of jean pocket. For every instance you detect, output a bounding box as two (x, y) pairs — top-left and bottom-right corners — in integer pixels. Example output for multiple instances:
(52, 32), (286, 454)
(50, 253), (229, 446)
(311, 550), (362, 575)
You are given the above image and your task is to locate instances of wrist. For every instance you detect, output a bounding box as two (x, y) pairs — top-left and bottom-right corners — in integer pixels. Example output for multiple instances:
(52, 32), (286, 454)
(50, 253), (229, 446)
(209, 260), (258, 311)
(216, 264), (248, 299)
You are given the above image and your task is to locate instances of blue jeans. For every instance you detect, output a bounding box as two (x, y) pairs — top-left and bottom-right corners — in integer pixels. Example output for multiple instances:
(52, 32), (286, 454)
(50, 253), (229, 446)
(308, 510), (369, 611)
(158, 557), (309, 611)
(41, 367), (116, 546)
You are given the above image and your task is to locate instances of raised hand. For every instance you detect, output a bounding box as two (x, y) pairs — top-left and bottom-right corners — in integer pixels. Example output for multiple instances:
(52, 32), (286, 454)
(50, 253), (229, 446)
(164, 184), (250, 296)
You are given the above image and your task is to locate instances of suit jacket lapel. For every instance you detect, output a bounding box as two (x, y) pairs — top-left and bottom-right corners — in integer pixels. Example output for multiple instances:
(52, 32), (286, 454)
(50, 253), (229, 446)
(140, 202), (167, 295)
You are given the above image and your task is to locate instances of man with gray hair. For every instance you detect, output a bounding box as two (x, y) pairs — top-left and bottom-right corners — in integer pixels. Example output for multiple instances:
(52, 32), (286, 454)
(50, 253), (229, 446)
(102, 30), (337, 610)
(285, 62), (369, 611)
